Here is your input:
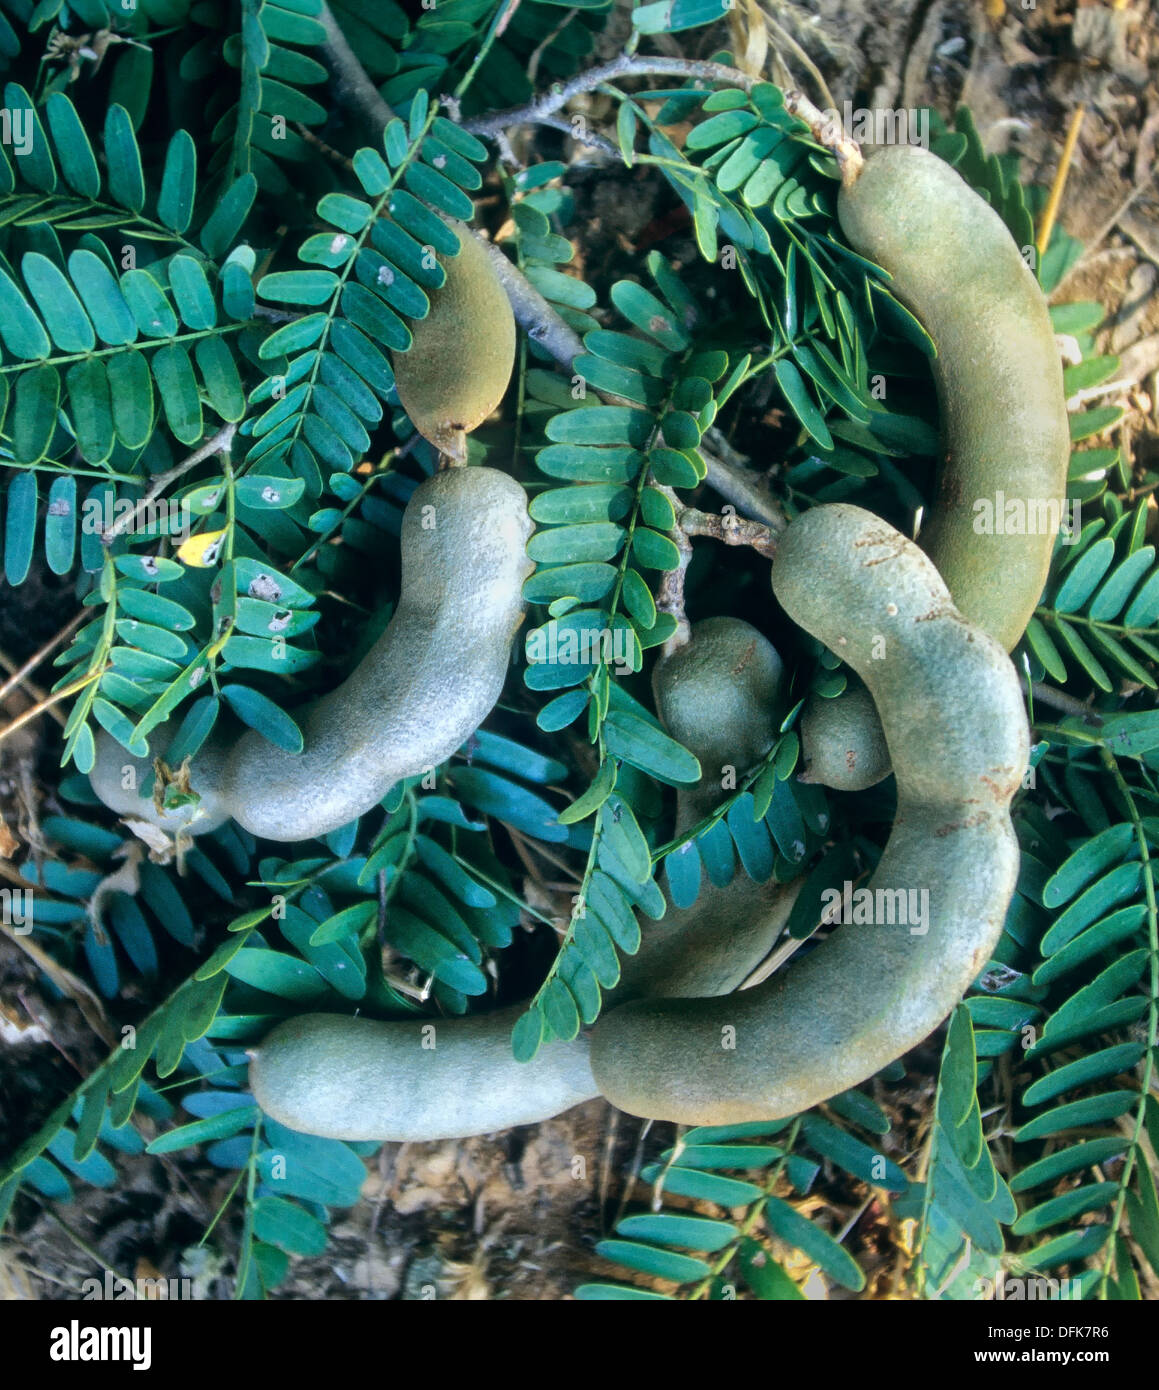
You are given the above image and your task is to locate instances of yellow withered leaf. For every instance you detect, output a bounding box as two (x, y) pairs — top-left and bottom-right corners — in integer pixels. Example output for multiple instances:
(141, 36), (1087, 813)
(176, 528), (227, 568)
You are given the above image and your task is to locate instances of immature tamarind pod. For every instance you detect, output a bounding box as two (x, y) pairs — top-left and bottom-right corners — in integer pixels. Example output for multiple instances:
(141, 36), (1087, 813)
(799, 679), (890, 792)
(590, 504), (1028, 1125)
(836, 145), (1069, 653)
(389, 220), (516, 462)
(247, 885), (805, 1144)
(612, 875), (803, 1004)
(249, 869), (803, 1144)
(651, 616), (784, 830)
(617, 617), (796, 1001)
(89, 466), (533, 842)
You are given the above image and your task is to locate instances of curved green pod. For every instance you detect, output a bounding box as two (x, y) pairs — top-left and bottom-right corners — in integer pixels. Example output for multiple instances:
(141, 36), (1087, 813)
(247, 617), (798, 1142)
(799, 679), (890, 792)
(589, 504), (1028, 1126)
(89, 466), (533, 842)
(836, 144), (1069, 653)
(249, 882), (808, 1145)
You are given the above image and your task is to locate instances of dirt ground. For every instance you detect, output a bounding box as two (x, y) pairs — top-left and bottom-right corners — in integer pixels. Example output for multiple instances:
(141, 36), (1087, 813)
(2, 0), (1157, 1302)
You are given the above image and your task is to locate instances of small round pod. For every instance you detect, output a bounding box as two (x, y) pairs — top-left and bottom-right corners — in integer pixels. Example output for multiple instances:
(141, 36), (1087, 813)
(651, 616), (784, 830)
(799, 679), (890, 792)
(248, 1008), (599, 1142)
(836, 144), (1069, 652)
(389, 220), (516, 461)
(590, 504), (1028, 1126)
(88, 467), (533, 843)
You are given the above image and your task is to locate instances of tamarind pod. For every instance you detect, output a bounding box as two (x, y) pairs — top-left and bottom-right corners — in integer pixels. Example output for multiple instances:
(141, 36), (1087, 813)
(612, 875), (804, 1004)
(249, 871), (803, 1143)
(389, 220), (516, 462)
(88, 467), (533, 842)
(249, 617), (797, 1142)
(222, 467), (532, 840)
(836, 145), (1069, 652)
(621, 616), (797, 996)
(251, 888), (807, 1145)
(799, 679), (890, 792)
(247, 897), (801, 1147)
(589, 504), (1028, 1125)
(651, 616), (784, 831)
(247, 874), (803, 1143)
(248, 1007), (599, 1143)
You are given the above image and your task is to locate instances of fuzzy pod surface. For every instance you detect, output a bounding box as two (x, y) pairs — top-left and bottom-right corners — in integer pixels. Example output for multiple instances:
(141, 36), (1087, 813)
(799, 679), (890, 792)
(248, 1007), (600, 1143)
(248, 883), (803, 1144)
(88, 719), (232, 837)
(590, 504), (1029, 1126)
(651, 616), (784, 831)
(249, 870), (803, 1145)
(89, 467), (533, 842)
(389, 220), (516, 461)
(837, 145), (1069, 653)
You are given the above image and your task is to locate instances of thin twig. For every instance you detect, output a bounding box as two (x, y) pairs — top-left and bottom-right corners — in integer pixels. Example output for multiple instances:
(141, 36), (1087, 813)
(462, 56), (763, 140)
(318, 0), (395, 134)
(481, 239), (586, 366)
(764, 12), (837, 113)
(597, 1104), (620, 1237)
(315, 34), (790, 527)
(316, 5), (587, 368)
(101, 423), (237, 544)
(655, 523), (693, 658)
(251, 304), (305, 324)
(0, 611), (84, 713)
(518, 111), (620, 156)
(700, 431), (787, 530)
(526, 4), (577, 88)
(0, 672), (99, 750)
(2, 921), (115, 1046)
(1030, 682), (1104, 724)
(0, 677), (66, 730)
(611, 1117), (654, 1232)
(782, 89), (863, 186)
(677, 504), (779, 558)
(294, 121), (355, 172)
(1036, 103), (1085, 264)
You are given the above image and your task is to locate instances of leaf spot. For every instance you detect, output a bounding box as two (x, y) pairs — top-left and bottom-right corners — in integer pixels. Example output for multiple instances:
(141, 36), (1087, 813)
(248, 573), (282, 602)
